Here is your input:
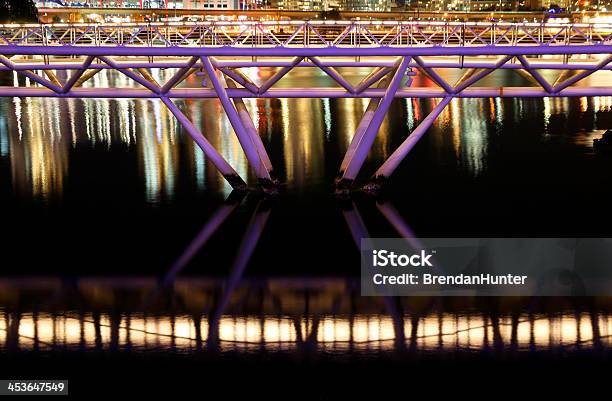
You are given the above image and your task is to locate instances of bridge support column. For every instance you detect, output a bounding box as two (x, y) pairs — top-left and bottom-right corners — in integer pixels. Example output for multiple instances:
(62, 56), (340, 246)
(160, 96), (247, 191)
(226, 79), (276, 179)
(337, 77), (391, 180)
(335, 56), (411, 195)
(364, 96), (452, 194)
(201, 56), (276, 193)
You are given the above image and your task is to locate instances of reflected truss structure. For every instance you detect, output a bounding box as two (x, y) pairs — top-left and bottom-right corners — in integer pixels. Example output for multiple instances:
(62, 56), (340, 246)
(1, 21), (612, 191)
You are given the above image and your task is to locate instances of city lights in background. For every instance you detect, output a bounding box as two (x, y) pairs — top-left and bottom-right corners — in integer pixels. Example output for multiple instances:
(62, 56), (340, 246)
(32, 0), (612, 12)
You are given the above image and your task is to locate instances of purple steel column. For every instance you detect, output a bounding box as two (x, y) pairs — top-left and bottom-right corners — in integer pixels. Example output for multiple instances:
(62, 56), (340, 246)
(338, 76), (391, 177)
(365, 96), (452, 193)
(226, 79), (275, 178)
(336, 56), (411, 193)
(201, 56), (275, 191)
(160, 96), (247, 190)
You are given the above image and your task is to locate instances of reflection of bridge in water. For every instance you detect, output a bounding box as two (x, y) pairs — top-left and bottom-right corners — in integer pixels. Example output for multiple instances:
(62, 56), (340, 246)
(2, 278), (612, 354)
(1, 21), (611, 193)
(1, 192), (612, 356)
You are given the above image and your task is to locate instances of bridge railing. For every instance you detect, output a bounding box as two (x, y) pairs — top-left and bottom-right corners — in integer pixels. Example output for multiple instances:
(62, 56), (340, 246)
(0, 21), (611, 48)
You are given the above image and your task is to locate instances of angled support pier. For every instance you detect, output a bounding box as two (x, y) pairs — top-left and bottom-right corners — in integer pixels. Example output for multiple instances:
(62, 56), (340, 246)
(201, 56), (277, 193)
(226, 79), (276, 180)
(335, 56), (411, 194)
(160, 96), (248, 191)
(364, 96), (453, 194)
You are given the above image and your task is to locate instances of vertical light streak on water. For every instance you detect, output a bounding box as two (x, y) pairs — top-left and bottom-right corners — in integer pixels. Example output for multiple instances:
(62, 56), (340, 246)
(579, 97), (588, 113)
(140, 100), (160, 204)
(161, 101), (176, 201)
(405, 97), (415, 132)
(49, 98), (62, 147)
(494, 97), (504, 127)
(282, 99), (325, 189)
(130, 101), (137, 144)
(95, 101), (104, 145)
(67, 99), (77, 147)
(322, 98), (331, 141)
(512, 98), (522, 124)
(118, 99), (131, 146)
(153, 96), (163, 143)
(99, 71), (111, 145)
(188, 100), (206, 191)
(0, 107), (7, 158)
(83, 100), (93, 143)
(12, 72), (23, 141)
(448, 98), (461, 159)
(543, 96), (551, 130)
(103, 88), (112, 146)
(459, 98), (487, 176)
(335, 98), (358, 151)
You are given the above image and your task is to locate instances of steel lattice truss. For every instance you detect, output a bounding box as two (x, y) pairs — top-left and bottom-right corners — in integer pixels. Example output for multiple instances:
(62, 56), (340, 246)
(1, 21), (612, 48)
(1, 21), (612, 193)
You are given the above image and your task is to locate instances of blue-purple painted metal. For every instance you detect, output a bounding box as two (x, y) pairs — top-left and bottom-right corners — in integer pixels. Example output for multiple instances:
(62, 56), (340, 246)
(1, 21), (611, 192)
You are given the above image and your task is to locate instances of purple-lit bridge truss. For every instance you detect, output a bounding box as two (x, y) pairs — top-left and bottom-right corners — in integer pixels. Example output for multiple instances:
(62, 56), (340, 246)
(1, 20), (612, 192)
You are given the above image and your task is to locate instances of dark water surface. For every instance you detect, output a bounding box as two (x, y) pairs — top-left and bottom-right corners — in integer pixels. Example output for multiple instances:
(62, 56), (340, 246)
(0, 67), (611, 395)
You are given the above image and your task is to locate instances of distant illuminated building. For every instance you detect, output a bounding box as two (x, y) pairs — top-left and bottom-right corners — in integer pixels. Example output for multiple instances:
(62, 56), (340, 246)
(36, 0), (240, 10)
(341, 0), (390, 11)
(275, 0), (324, 10)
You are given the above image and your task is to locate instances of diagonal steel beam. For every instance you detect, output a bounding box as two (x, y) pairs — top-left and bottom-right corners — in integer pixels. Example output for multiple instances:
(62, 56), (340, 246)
(201, 56), (274, 190)
(353, 63), (396, 94)
(516, 55), (553, 93)
(226, 78), (275, 179)
(453, 55), (512, 93)
(136, 67), (161, 88)
(258, 56), (303, 94)
(217, 66), (259, 94)
(336, 56), (411, 193)
(97, 55), (161, 94)
(161, 56), (198, 94)
(43, 70), (62, 88)
(365, 96), (453, 193)
(73, 68), (101, 88)
(413, 55), (454, 94)
(338, 76), (391, 178)
(160, 96), (247, 191)
(0, 55), (62, 93)
(551, 69), (580, 88)
(310, 56), (355, 94)
(553, 54), (612, 93)
(61, 55), (95, 93)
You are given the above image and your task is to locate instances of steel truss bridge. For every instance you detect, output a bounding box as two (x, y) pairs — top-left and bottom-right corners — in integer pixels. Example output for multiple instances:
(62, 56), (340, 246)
(1, 20), (612, 192)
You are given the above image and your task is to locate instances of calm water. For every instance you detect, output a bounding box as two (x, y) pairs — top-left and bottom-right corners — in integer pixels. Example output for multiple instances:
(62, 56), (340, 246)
(1, 66), (612, 377)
